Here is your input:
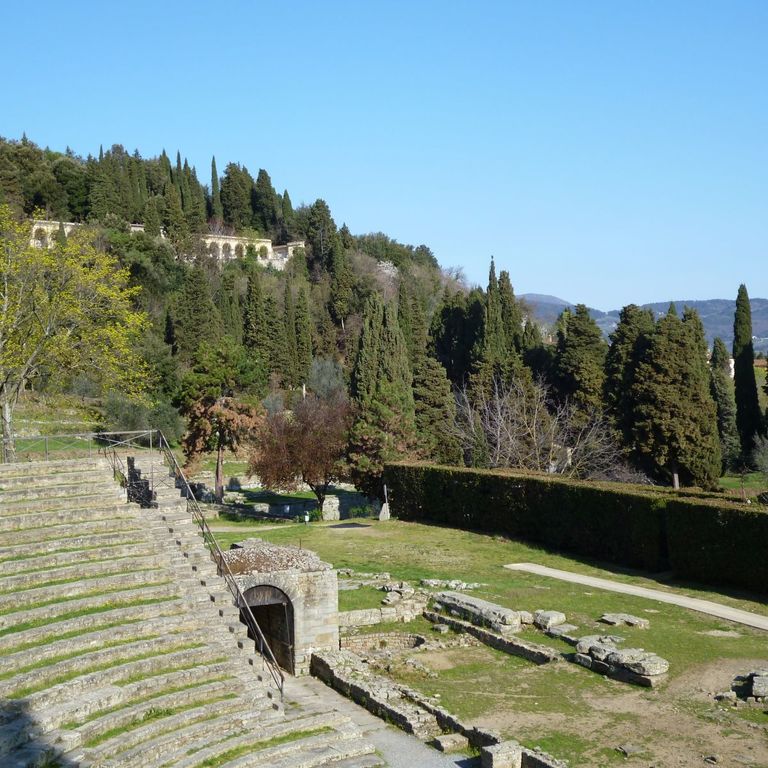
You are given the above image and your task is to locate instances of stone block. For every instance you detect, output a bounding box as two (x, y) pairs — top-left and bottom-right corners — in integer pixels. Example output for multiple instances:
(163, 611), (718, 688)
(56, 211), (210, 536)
(481, 740), (523, 768)
(533, 610), (566, 630)
(600, 612), (650, 628)
(432, 733), (469, 752)
(518, 610), (534, 624)
(751, 676), (768, 698)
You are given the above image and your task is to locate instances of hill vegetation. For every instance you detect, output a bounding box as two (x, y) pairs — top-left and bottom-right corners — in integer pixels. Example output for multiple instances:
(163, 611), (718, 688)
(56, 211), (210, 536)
(1, 134), (766, 496)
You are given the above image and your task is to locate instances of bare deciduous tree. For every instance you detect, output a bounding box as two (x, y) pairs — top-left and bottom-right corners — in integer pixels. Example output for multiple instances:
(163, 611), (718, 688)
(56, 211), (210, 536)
(454, 377), (628, 480)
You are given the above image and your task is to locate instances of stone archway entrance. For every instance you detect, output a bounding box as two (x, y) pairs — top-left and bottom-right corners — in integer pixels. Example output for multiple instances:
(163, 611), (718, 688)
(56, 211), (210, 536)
(242, 585), (295, 674)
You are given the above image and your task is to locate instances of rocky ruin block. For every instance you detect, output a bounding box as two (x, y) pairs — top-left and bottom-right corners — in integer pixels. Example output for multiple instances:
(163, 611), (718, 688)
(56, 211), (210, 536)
(518, 611), (534, 624)
(433, 733), (469, 753)
(600, 612), (650, 628)
(436, 591), (521, 633)
(752, 676), (768, 698)
(548, 623), (579, 638)
(585, 642), (616, 662)
(575, 635), (622, 654)
(573, 653), (593, 669)
(533, 610), (566, 630)
(623, 654), (669, 677)
(482, 740), (523, 768)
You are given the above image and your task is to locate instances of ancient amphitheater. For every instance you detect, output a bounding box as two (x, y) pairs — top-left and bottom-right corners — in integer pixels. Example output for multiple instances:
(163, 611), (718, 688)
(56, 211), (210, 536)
(0, 454), (381, 767)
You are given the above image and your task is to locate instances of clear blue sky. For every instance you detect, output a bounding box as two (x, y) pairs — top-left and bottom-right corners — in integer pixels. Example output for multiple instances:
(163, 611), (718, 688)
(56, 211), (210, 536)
(2, 1), (766, 308)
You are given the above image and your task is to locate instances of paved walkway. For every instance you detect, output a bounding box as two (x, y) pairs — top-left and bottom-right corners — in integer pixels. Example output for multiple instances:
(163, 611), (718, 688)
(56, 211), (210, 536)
(503, 562), (768, 631)
(286, 675), (477, 768)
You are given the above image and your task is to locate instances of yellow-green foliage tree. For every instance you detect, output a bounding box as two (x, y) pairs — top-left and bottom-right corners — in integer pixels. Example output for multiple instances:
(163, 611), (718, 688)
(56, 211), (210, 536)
(0, 205), (148, 459)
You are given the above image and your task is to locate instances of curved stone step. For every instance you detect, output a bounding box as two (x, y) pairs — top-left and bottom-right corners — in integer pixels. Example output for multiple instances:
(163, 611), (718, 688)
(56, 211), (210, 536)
(0, 542), (158, 577)
(0, 504), (139, 532)
(83, 693), (279, 767)
(0, 530), (149, 561)
(0, 581), (179, 632)
(0, 467), (117, 490)
(0, 610), (205, 677)
(10, 647), (235, 713)
(0, 480), (123, 503)
(0, 492), (129, 516)
(6, 517), (143, 545)
(0, 553), (164, 591)
(0, 458), (109, 477)
(0, 566), (170, 609)
(44, 676), (240, 739)
(174, 719), (368, 768)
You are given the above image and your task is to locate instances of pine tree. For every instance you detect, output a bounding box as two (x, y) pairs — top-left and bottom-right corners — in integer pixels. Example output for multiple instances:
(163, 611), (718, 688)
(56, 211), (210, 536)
(733, 284), (763, 458)
(603, 304), (655, 445)
(210, 156), (223, 222)
(631, 305), (721, 488)
(710, 337), (740, 472)
(349, 294), (416, 498)
(294, 287), (313, 385)
(554, 304), (607, 420)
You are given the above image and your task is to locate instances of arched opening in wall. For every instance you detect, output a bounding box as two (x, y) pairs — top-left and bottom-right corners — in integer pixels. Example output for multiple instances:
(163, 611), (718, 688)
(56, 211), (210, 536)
(209, 242), (220, 259)
(34, 228), (48, 247)
(222, 243), (232, 260)
(234, 243), (244, 259)
(241, 585), (295, 674)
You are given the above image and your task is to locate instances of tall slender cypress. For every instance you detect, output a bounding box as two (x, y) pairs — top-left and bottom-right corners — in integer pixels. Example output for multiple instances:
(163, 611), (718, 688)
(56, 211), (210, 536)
(733, 284), (763, 457)
(210, 156), (223, 222)
(710, 337), (740, 472)
(294, 287), (313, 385)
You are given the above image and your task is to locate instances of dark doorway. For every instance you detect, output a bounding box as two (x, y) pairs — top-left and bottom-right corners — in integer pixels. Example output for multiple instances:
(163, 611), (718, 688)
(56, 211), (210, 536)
(241, 585), (295, 674)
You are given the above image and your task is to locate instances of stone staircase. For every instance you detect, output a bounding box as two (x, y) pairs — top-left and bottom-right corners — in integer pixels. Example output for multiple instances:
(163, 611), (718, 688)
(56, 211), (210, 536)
(0, 455), (382, 768)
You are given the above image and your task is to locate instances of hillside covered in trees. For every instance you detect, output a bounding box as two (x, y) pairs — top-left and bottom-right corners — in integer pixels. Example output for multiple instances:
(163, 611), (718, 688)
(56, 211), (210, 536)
(1, 134), (766, 498)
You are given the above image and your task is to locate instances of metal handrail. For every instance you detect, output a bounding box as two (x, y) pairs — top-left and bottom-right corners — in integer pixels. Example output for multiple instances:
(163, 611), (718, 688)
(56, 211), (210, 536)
(153, 432), (285, 699)
(5, 428), (285, 699)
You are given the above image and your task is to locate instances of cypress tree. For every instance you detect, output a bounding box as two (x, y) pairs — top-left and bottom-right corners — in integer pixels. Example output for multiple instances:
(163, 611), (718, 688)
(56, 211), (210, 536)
(294, 287), (313, 385)
(217, 269), (242, 344)
(631, 305), (721, 488)
(283, 279), (299, 387)
(252, 169), (279, 236)
(163, 183), (187, 244)
(554, 304), (607, 419)
(710, 336), (740, 472)
(279, 191), (294, 243)
(143, 196), (161, 237)
(498, 269), (524, 354)
(733, 284), (763, 457)
(263, 294), (289, 385)
(211, 156), (223, 222)
(413, 355), (462, 465)
(329, 248), (353, 328)
(173, 267), (221, 361)
(349, 294), (416, 498)
(604, 304), (655, 445)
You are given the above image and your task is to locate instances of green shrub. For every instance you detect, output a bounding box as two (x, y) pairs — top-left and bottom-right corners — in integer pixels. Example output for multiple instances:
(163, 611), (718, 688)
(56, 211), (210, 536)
(384, 462), (768, 594)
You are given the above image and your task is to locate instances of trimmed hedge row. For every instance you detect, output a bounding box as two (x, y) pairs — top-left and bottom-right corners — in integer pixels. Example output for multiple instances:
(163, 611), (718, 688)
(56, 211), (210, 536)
(384, 462), (768, 595)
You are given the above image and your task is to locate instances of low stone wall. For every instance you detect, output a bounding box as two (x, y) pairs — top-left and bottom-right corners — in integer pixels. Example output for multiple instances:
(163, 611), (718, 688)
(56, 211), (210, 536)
(424, 611), (560, 665)
(572, 636), (669, 688)
(341, 632), (426, 653)
(434, 591), (521, 634)
(338, 595), (427, 628)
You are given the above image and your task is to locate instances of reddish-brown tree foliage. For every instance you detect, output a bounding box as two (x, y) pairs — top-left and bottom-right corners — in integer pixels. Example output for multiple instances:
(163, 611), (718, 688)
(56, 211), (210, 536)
(249, 392), (352, 511)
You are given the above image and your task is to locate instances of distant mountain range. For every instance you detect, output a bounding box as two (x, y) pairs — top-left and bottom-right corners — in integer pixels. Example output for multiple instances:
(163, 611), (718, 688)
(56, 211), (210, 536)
(520, 294), (768, 353)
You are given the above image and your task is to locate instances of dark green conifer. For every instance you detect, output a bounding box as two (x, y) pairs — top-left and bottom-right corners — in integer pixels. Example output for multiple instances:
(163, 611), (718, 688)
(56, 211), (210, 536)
(283, 280), (299, 387)
(329, 248), (353, 328)
(173, 267), (221, 361)
(603, 304), (655, 445)
(263, 294), (289, 385)
(163, 183), (187, 244)
(710, 337), (740, 472)
(554, 304), (607, 420)
(294, 287), (313, 385)
(217, 269), (242, 344)
(143, 196), (161, 237)
(498, 269), (524, 354)
(349, 294), (416, 497)
(631, 305), (721, 488)
(211, 156), (223, 222)
(413, 355), (462, 465)
(733, 284), (763, 457)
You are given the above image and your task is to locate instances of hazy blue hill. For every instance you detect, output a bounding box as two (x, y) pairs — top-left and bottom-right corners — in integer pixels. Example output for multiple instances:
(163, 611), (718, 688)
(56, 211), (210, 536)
(521, 294), (768, 353)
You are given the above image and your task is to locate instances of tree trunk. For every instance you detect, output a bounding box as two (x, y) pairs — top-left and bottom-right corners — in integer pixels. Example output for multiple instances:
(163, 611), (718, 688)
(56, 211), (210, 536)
(215, 441), (224, 503)
(1, 393), (15, 464)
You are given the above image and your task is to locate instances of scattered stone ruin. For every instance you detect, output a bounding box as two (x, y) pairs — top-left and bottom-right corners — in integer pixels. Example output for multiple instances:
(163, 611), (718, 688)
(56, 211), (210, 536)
(224, 538), (339, 675)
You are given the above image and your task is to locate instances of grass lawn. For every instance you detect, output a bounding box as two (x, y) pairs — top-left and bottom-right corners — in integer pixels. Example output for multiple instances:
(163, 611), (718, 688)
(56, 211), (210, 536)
(214, 518), (767, 766)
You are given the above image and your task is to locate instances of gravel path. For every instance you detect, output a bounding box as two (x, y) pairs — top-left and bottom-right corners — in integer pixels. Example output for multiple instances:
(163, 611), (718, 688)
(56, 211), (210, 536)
(286, 675), (478, 768)
(504, 562), (768, 631)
